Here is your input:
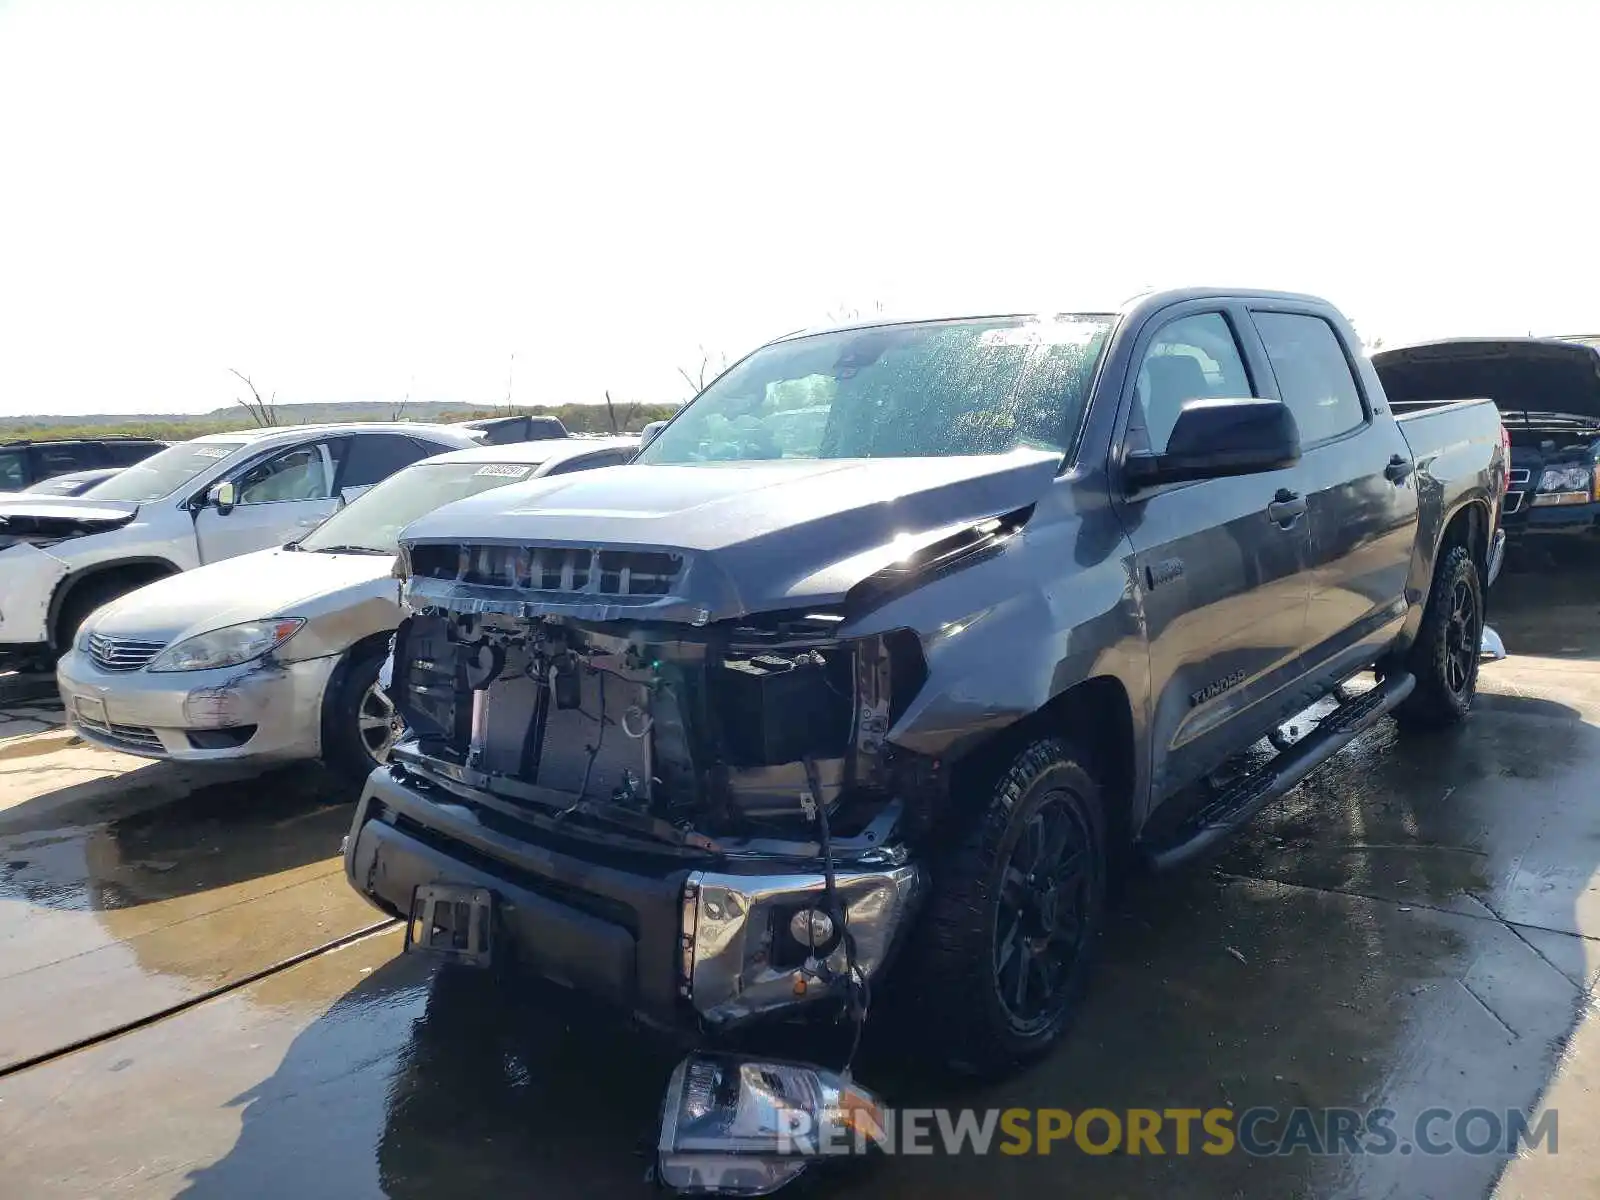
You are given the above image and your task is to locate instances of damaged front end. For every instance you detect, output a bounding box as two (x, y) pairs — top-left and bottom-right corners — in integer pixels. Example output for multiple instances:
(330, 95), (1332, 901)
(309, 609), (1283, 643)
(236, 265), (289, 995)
(381, 536), (947, 1036)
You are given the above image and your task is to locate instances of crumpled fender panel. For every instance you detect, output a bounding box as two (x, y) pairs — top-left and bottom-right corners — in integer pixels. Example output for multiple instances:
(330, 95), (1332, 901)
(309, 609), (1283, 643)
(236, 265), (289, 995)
(0, 542), (71, 645)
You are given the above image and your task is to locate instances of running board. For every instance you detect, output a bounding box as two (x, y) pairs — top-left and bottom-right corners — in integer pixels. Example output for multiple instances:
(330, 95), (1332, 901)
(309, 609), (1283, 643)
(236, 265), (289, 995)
(1141, 671), (1416, 872)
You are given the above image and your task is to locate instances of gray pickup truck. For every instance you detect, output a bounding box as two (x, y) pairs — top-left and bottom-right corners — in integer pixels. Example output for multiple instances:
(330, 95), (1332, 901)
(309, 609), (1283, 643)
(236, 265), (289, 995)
(344, 288), (1504, 1193)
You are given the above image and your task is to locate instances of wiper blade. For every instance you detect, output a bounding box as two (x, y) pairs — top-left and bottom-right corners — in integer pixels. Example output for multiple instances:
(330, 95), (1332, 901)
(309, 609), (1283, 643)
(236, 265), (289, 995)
(310, 544), (390, 555)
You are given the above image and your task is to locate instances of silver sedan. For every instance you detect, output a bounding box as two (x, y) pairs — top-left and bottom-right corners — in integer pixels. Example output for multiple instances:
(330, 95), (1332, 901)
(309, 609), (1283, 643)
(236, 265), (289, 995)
(56, 436), (637, 776)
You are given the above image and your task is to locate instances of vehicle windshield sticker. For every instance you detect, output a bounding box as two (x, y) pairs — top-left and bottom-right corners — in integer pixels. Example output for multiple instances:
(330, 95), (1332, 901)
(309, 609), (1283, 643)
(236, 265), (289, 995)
(981, 319), (1103, 349)
(474, 464), (533, 478)
(194, 447), (234, 458)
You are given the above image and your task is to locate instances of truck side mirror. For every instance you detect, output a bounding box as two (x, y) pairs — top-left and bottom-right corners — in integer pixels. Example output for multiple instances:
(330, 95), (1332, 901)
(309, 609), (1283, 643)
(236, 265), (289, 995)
(1124, 397), (1301, 489)
(640, 421), (667, 449)
(208, 480), (237, 515)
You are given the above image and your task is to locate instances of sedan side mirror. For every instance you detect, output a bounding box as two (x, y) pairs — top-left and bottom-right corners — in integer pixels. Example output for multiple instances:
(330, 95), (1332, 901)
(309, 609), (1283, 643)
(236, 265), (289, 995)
(208, 480), (237, 515)
(1124, 397), (1301, 489)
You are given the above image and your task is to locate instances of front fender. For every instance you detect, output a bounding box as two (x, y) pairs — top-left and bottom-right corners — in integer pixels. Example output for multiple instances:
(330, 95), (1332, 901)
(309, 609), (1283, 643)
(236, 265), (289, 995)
(0, 543), (70, 645)
(839, 520), (1147, 767)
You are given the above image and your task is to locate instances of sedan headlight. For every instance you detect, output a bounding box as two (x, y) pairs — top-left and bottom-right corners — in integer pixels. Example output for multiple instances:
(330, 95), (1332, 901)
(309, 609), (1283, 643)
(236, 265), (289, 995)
(147, 618), (304, 673)
(75, 623), (97, 654)
(1538, 465), (1591, 493)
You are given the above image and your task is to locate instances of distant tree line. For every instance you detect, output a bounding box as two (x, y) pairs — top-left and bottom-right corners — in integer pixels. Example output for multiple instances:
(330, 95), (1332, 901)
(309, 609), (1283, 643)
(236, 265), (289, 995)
(0, 401), (684, 443)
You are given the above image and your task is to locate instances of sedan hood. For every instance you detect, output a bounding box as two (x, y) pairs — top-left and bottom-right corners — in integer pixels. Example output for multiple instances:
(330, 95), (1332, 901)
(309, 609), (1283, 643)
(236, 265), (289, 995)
(0, 497), (139, 547)
(90, 547), (397, 645)
(401, 451), (1062, 623)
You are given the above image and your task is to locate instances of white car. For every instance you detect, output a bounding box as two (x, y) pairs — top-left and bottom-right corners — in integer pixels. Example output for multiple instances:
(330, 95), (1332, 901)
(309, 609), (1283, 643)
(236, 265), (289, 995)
(56, 437), (638, 775)
(0, 422), (482, 667)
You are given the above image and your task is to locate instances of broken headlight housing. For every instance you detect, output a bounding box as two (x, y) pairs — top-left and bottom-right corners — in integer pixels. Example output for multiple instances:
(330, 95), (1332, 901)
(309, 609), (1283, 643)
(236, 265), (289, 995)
(656, 1054), (885, 1196)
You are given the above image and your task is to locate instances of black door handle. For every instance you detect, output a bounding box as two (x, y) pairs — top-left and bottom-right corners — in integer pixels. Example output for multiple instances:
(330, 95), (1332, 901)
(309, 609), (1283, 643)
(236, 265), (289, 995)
(1267, 488), (1307, 526)
(1384, 454), (1415, 483)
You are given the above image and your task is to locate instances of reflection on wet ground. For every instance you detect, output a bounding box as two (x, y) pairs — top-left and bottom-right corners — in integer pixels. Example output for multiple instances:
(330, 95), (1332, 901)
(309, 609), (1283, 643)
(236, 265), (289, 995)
(2, 553), (1600, 1198)
(0, 751), (383, 1070)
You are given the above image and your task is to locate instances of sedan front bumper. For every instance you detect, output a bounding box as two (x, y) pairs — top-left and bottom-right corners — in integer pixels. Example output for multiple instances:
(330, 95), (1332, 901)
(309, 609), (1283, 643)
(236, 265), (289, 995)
(56, 648), (341, 762)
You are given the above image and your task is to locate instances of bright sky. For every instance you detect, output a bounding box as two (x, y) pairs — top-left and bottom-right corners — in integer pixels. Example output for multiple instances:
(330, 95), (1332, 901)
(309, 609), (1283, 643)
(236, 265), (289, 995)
(2, 0), (1597, 418)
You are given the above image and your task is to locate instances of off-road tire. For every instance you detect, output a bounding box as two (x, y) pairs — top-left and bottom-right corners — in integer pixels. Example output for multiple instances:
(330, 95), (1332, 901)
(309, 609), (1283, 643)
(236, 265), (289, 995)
(911, 737), (1107, 1077)
(323, 647), (397, 783)
(1394, 544), (1483, 731)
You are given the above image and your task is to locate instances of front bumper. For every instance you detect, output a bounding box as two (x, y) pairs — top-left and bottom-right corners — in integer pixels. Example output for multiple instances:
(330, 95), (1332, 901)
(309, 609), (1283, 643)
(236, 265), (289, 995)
(56, 648), (340, 761)
(1501, 497), (1600, 541)
(344, 767), (923, 1033)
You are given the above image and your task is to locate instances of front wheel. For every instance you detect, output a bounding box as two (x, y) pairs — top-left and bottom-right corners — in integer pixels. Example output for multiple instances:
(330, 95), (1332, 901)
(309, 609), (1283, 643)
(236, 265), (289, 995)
(323, 648), (404, 781)
(1393, 544), (1483, 731)
(911, 737), (1107, 1076)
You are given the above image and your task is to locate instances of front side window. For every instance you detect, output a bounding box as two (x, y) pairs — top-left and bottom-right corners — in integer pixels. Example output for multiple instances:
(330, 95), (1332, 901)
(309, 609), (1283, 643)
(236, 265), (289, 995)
(1253, 311), (1367, 445)
(1131, 313), (1256, 453)
(636, 315), (1115, 464)
(237, 440), (347, 505)
(83, 439), (252, 503)
(0, 450), (26, 490)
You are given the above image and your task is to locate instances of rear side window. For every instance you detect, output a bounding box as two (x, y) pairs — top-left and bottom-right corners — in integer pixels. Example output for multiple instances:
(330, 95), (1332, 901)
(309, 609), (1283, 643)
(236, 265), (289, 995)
(101, 441), (160, 466)
(341, 434), (434, 489)
(1253, 312), (1366, 445)
(1131, 312), (1257, 453)
(544, 450), (630, 475)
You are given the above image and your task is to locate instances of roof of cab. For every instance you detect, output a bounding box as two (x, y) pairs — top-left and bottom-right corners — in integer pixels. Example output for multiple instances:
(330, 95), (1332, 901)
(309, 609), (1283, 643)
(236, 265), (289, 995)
(188, 422), (485, 448)
(768, 287), (1340, 345)
(419, 434), (639, 468)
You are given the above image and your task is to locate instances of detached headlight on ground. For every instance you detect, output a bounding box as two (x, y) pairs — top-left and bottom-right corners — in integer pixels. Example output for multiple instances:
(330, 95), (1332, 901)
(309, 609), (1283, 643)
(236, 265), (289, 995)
(657, 1055), (885, 1196)
(147, 619), (304, 673)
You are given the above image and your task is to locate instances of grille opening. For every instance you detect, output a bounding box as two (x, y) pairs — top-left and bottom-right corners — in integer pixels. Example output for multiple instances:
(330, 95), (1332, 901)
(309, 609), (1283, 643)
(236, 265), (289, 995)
(411, 543), (683, 597)
(597, 550), (680, 597)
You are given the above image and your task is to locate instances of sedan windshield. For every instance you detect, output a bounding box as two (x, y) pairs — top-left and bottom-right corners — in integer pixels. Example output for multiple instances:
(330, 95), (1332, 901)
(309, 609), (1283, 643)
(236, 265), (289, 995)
(298, 460), (545, 554)
(636, 315), (1114, 464)
(84, 440), (251, 503)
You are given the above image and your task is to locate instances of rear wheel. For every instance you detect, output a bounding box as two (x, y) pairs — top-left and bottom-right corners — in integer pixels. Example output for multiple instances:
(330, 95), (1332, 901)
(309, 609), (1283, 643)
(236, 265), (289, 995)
(1394, 544), (1483, 730)
(911, 737), (1107, 1076)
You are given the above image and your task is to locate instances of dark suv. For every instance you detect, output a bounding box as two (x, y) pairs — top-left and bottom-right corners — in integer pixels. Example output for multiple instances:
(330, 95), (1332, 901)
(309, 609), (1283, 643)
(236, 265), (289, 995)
(0, 437), (167, 493)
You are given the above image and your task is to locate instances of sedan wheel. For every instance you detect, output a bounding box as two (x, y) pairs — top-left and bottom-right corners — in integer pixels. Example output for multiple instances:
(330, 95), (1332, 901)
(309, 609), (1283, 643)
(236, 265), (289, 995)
(358, 681), (404, 765)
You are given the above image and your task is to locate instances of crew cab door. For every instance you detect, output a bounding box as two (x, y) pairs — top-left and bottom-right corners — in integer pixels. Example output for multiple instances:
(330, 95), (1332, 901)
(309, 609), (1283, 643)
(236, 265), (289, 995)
(1245, 308), (1417, 668)
(194, 437), (349, 563)
(1114, 306), (1315, 802)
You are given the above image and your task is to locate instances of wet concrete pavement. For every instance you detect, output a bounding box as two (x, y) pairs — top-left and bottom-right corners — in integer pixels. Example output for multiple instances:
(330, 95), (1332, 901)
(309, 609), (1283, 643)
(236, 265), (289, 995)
(2, 559), (1599, 1198)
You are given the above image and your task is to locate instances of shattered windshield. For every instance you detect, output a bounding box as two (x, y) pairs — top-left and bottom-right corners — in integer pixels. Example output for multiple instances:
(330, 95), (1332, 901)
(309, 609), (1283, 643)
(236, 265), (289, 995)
(636, 315), (1114, 464)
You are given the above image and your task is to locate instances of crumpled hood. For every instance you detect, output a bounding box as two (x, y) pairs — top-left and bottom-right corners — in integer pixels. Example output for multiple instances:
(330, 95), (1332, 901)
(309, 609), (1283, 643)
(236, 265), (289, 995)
(0, 497), (139, 546)
(400, 451), (1062, 623)
(91, 546), (398, 644)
